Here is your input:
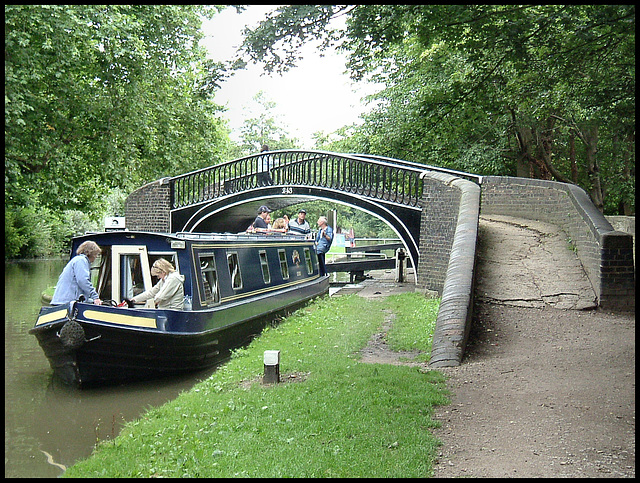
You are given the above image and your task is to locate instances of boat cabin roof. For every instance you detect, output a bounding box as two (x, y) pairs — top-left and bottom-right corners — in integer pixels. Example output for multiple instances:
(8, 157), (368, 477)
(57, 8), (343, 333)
(71, 230), (311, 249)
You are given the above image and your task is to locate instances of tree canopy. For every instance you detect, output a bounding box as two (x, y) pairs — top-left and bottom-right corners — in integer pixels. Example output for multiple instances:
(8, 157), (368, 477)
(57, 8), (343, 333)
(242, 5), (635, 215)
(5, 5), (234, 257)
(5, 5), (234, 210)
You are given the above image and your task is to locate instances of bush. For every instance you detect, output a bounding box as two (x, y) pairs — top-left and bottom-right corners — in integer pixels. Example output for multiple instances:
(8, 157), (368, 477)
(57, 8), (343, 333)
(5, 209), (28, 259)
(4, 206), (101, 259)
(4, 206), (47, 259)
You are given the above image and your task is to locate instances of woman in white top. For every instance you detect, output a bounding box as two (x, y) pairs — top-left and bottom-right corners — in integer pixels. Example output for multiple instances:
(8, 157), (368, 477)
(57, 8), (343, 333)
(131, 258), (185, 310)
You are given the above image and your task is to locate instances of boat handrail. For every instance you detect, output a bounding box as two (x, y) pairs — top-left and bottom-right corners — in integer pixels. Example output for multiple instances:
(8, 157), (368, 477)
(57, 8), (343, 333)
(173, 231), (312, 241)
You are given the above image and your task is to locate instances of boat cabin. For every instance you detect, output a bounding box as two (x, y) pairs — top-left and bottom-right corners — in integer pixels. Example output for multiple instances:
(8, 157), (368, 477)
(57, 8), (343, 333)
(79, 230), (321, 311)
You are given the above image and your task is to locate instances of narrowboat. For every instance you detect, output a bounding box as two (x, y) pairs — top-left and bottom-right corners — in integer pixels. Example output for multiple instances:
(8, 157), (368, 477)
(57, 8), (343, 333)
(30, 230), (329, 387)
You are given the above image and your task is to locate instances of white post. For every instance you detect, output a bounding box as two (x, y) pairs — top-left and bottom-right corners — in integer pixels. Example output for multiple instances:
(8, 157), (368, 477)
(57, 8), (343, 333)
(263, 350), (280, 384)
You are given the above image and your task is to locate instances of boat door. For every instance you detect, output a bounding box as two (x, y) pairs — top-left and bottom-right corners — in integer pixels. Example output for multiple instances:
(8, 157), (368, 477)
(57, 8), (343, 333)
(111, 245), (154, 307)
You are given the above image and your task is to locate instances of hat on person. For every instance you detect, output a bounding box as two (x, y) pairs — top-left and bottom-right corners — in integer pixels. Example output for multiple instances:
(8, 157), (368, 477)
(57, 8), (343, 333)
(298, 209), (306, 214)
(258, 205), (272, 214)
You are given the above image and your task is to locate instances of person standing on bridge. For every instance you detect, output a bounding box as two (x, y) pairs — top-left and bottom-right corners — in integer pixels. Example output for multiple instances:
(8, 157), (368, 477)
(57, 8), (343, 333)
(257, 144), (273, 186)
(315, 216), (334, 276)
(288, 208), (311, 236)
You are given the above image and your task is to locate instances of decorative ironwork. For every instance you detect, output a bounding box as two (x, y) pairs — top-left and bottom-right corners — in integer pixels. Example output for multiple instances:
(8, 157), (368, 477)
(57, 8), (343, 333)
(170, 150), (429, 211)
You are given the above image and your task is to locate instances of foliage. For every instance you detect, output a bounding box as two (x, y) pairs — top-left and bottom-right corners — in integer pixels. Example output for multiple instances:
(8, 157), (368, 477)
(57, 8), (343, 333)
(5, 5), (234, 258)
(4, 202), (102, 259)
(236, 91), (301, 156)
(239, 5), (352, 75)
(62, 294), (447, 478)
(241, 5), (635, 215)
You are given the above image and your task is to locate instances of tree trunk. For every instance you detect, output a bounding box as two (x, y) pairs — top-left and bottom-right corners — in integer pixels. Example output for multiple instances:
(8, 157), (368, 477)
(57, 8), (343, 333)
(621, 132), (634, 215)
(569, 132), (577, 183)
(581, 124), (604, 212)
(532, 116), (573, 183)
(510, 108), (533, 178)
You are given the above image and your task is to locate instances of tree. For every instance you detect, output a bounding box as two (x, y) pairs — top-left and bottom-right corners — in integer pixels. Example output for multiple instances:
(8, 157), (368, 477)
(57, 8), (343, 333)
(5, 5), (230, 211)
(237, 91), (300, 156)
(5, 5), (234, 257)
(239, 5), (635, 214)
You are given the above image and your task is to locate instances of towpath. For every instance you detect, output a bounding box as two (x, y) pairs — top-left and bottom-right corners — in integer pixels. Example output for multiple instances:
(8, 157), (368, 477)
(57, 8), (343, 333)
(341, 214), (635, 478)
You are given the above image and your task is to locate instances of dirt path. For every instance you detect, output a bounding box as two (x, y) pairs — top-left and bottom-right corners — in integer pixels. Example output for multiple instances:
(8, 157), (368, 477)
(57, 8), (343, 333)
(431, 215), (635, 478)
(343, 215), (635, 477)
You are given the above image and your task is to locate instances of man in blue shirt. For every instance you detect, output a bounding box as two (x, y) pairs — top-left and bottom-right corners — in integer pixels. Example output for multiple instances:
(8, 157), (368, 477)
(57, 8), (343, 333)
(51, 240), (103, 305)
(315, 216), (334, 276)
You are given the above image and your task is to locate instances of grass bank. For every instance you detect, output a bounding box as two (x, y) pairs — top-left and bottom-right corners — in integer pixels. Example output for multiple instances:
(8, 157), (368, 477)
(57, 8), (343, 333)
(63, 293), (448, 478)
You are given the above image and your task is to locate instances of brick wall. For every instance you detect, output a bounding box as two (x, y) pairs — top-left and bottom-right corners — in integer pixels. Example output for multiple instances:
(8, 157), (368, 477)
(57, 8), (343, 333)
(417, 172), (462, 292)
(420, 172), (481, 367)
(481, 176), (635, 311)
(124, 177), (172, 232)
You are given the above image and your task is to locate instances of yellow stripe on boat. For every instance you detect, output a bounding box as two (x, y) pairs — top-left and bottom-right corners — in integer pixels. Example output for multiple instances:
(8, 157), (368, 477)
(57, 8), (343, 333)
(84, 310), (157, 328)
(35, 308), (68, 326)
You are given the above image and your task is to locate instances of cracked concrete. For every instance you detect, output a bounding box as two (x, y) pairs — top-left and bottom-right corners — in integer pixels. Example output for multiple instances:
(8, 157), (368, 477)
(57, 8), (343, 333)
(475, 215), (598, 310)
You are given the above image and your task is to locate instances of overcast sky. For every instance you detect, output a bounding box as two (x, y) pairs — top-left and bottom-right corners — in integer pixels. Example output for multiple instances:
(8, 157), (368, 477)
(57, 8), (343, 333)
(199, 5), (377, 148)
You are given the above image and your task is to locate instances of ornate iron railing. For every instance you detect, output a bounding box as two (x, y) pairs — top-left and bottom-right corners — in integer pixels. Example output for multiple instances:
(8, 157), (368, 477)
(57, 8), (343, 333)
(170, 150), (429, 210)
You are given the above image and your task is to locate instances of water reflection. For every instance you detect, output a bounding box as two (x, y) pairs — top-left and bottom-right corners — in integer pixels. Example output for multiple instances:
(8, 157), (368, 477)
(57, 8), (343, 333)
(4, 260), (216, 478)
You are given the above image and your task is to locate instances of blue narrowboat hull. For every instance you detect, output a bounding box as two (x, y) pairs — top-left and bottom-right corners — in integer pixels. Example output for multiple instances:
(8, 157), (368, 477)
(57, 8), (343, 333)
(29, 230), (329, 387)
(30, 276), (329, 387)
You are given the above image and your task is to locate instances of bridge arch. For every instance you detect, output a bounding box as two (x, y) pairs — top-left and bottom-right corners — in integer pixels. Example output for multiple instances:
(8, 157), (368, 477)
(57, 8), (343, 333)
(126, 150), (484, 294)
(180, 186), (422, 279)
(169, 151), (430, 273)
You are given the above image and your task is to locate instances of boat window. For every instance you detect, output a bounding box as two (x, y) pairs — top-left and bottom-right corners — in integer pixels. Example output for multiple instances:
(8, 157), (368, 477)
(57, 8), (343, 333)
(198, 253), (220, 306)
(278, 249), (289, 280)
(121, 255), (146, 300)
(227, 252), (243, 290)
(91, 251), (103, 286)
(304, 248), (313, 275)
(259, 250), (270, 284)
(96, 248), (112, 300)
(148, 253), (179, 278)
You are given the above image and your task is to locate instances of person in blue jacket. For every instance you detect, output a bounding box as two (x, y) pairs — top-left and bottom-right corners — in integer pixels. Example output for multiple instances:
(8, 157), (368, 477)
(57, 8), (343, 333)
(51, 240), (103, 305)
(315, 216), (334, 276)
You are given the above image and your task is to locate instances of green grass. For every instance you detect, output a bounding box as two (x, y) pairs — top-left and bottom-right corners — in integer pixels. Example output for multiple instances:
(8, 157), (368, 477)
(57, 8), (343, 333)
(385, 294), (440, 362)
(63, 293), (448, 478)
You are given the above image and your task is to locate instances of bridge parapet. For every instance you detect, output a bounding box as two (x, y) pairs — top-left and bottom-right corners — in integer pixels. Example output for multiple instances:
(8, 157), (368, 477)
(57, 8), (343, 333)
(481, 176), (635, 311)
(170, 150), (427, 210)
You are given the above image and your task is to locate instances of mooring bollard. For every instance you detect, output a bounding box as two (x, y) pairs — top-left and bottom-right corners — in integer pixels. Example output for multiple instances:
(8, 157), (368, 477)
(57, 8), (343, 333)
(263, 350), (280, 384)
(395, 247), (407, 283)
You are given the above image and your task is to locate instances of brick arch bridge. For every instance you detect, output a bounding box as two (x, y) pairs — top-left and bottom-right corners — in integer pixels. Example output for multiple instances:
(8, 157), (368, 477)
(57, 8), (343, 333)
(125, 150), (634, 366)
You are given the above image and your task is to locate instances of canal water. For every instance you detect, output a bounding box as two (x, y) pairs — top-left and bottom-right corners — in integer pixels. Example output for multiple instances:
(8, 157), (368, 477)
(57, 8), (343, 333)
(4, 258), (356, 477)
(4, 259), (218, 478)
